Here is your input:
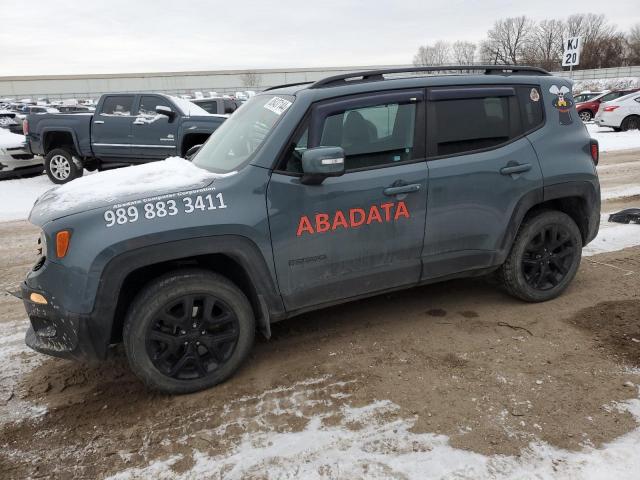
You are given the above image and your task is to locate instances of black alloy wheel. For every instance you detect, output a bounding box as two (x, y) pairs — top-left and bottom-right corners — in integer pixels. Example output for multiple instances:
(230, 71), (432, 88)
(145, 294), (240, 380)
(521, 225), (576, 291)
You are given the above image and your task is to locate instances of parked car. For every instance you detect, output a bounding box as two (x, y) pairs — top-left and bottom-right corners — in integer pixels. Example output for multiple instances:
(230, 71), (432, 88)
(0, 110), (24, 134)
(25, 93), (226, 183)
(0, 129), (42, 179)
(576, 89), (640, 122)
(594, 91), (640, 131)
(572, 91), (603, 103)
(191, 97), (241, 115)
(19, 65), (600, 394)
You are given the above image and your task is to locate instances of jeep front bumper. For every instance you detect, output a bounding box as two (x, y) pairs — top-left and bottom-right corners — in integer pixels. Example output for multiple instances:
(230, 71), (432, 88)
(21, 282), (101, 362)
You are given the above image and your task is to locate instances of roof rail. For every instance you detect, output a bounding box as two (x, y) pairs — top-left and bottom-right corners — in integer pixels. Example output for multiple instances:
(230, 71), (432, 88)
(263, 81), (314, 92)
(309, 65), (550, 89)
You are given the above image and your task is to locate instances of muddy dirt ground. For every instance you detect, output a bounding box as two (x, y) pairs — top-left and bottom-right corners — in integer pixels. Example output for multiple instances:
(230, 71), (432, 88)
(1, 150), (639, 479)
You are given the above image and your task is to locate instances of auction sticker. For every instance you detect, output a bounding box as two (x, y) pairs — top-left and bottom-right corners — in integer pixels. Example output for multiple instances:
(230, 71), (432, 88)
(263, 96), (292, 116)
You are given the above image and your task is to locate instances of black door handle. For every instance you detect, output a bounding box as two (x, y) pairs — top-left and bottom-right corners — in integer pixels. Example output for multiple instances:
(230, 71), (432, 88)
(383, 183), (421, 196)
(500, 163), (532, 175)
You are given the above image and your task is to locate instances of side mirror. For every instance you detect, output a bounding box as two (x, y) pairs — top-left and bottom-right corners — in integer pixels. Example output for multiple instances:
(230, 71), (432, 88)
(185, 144), (202, 160)
(156, 105), (176, 121)
(301, 146), (345, 185)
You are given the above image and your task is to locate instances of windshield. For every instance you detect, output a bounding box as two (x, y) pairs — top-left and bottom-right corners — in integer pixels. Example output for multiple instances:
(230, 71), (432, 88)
(193, 94), (294, 174)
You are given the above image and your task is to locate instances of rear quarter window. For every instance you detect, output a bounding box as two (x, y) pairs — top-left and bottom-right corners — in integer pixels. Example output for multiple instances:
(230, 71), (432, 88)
(517, 86), (544, 133)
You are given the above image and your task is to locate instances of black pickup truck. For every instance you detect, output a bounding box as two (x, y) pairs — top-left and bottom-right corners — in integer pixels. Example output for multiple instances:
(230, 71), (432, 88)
(25, 93), (226, 183)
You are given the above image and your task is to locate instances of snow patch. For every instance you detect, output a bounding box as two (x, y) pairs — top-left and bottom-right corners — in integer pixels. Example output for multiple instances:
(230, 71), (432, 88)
(36, 157), (232, 214)
(587, 123), (640, 152)
(0, 318), (47, 425)
(107, 379), (640, 480)
(0, 129), (26, 149)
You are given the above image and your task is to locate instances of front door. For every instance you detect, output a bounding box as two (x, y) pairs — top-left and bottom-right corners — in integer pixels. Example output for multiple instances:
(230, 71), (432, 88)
(267, 90), (428, 311)
(91, 95), (135, 158)
(422, 85), (545, 278)
(130, 95), (179, 159)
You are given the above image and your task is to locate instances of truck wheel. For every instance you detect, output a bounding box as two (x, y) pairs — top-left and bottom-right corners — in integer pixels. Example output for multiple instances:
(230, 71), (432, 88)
(45, 148), (83, 184)
(123, 269), (255, 394)
(499, 211), (582, 302)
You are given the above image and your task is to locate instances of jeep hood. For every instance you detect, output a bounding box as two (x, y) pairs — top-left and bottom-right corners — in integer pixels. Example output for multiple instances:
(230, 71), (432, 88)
(29, 157), (235, 225)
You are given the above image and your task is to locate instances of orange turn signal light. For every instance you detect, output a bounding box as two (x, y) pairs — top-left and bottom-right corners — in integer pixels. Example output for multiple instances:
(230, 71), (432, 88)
(30, 293), (48, 304)
(56, 230), (71, 258)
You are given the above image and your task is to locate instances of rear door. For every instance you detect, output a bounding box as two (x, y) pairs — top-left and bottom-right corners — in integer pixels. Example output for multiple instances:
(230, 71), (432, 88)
(91, 95), (135, 158)
(422, 85), (544, 278)
(130, 95), (179, 159)
(267, 90), (428, 311)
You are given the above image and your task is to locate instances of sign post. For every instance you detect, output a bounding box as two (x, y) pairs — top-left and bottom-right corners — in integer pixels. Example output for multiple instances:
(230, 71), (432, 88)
(562, 36), (582, 78)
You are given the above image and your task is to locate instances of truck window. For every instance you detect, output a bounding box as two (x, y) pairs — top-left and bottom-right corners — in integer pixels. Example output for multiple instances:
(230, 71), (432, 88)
(223, 99), (237, 114)
(196, 100), (218, 114)
(138, 96), (172, 116)
(101, 96), (134, 116)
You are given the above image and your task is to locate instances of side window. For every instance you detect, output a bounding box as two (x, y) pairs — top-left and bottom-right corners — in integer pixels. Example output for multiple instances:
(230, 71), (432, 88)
(429, 93), (518, 156)
(101, 96), (134, 116)
(320, 102), (416, 171)
(198, 101), (218, 114)
(282, 126), (309, 173)
(138, 96), (172, 117)
(223, 99), (237, 114)
(517, 86), (544, 133)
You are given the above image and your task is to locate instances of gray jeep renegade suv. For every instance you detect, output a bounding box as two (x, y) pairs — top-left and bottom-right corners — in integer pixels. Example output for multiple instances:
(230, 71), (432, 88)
(20, 66), (600, 394)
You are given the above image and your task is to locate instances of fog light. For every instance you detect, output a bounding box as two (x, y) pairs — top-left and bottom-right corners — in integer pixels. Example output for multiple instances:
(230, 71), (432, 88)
(29, 293), (48, 304)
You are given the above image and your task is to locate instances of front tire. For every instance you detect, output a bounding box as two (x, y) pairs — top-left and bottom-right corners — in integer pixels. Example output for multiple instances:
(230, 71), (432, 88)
(123, 270), (255, 394)
(44, 148), (83, 184)
(499, 211), (582, 302)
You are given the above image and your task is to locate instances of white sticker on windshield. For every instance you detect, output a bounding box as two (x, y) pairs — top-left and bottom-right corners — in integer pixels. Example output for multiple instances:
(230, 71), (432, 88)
(263, 96), (292, 116)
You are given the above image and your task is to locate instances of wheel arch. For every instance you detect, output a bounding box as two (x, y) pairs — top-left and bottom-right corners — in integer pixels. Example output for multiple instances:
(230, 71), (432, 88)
(89, 235), (285, 357)
(42, 128), (81, 156)
(499, 181), (600, 262)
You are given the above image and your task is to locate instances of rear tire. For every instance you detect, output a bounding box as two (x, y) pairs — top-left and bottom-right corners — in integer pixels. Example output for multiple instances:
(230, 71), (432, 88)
(579, 110), (593, 122)
(44, 148), (83, 184)
(123, 269), (255, 394)
(621, 116), (640, 131)
(499, 211), (582, 302)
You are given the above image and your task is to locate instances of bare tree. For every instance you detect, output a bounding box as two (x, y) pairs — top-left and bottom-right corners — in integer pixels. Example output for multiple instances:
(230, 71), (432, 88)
(481, 16), (535, 64)
(240, 71), (261, 88)
(413, 41), (451, 66)
(565, 13), (622, 69)
(625, 23), (640, 64)
(525, 19), (564, 70)
(452, 41), (476, 65)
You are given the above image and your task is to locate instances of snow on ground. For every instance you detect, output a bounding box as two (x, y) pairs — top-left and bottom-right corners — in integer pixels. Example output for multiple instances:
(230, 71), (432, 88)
(108, 377), (640, 480)
(0, 174), (52, 221)
(587, 123), (640, 152)
(0, 317), (47, 425)
(0, 129), (26, 149)
(584, 214), (640, 257)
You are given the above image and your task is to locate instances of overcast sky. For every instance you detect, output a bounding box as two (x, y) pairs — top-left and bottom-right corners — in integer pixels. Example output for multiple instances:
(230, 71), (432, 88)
(1, 0), (639, 76)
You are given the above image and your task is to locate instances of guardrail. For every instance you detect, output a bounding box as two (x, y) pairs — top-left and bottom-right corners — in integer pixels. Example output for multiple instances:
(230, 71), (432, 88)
(551, 66), (640, 80)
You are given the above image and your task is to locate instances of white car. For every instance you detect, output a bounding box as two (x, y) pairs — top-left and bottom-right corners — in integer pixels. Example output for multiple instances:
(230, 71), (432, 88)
(594, 92), (640, 131)
(0, 130), (44, 179)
